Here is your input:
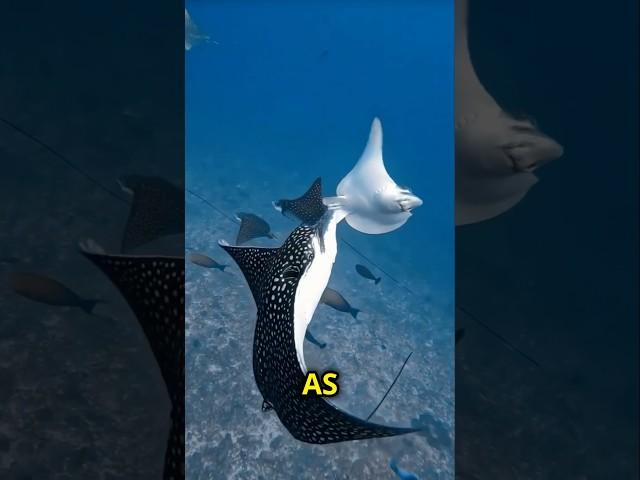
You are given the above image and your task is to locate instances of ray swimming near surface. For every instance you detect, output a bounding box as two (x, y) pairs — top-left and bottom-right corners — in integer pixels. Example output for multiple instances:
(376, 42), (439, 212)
(79, 239), (185, 479)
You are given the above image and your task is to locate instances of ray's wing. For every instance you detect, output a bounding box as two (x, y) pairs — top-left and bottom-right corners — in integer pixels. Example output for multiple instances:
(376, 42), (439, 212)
(337, 118), (395, 198)
(235, 217), (255, 245)
(121, 178), (184, 252)
(277, 177), (328, 225)
(274, 367), (419, 444)
(79, 240), (184, 479)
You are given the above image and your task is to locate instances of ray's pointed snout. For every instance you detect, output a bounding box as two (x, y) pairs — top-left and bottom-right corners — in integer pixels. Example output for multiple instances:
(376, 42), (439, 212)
(505, 132), (564, 173)
(399, 194), (423, 212)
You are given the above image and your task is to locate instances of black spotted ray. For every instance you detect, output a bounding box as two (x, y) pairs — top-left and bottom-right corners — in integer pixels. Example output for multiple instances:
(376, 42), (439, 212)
(272, 177), (328, 225)
(79, 239), (184, 479)
(118, 175), (184, 253)
(235, 212), (276, 245)
(219, 197), (419, 444)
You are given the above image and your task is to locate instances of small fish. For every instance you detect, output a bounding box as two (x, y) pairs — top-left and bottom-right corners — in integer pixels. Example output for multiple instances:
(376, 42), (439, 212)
(8, 272), (103, 314)
(389, 459), (420, 480)
(355, 264), (381, 285)
(273, 177), (328, 226)
(118, 175), (184, 253)
(320, 287), (360, 319)
(456, 327), (466, 344)
(235, 212), (276, 245)
(189, 253), (228, 271)
(305, 330), (327, 349)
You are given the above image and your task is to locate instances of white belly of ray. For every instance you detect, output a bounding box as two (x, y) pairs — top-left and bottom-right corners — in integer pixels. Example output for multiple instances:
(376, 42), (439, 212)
(326, 117), (421, 234)
(293, 220), (339, 373)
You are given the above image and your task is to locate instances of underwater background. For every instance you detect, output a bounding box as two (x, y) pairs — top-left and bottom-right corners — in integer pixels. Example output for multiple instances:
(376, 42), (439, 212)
(186, 2), (454, 479)
(456, 1), (638, 479)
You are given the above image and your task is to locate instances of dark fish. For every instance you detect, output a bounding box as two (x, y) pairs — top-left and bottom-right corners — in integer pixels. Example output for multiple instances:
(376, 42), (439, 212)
(219, 209), (417, 444)
(355, 264), (381, 285)
(389, 459), (420, 480)
(456, 327), (465, 344)
(273, 177), (328, 226)
(320, 287), (360, 319)
(118, 175), (184, 253)
(305, 330), (327, 349)
(235, 212), (276, 245)
(8, 271), (103, 314)
(189, 253), (227, 271)
(79, 239), (184, 480)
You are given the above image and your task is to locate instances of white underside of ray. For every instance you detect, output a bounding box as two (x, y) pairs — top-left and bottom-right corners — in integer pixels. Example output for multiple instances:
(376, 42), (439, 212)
(327, 118), (412, 234)
(292, 211), (344, 373)
(454, 0), (562, 226)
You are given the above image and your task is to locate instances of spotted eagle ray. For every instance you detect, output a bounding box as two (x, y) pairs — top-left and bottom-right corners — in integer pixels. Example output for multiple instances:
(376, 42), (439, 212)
(324, 117), (423, 234)
(220, 118), (422, 443)
(273, 177), (328, 225)
(455, 0), (563, 226)
(118, 175), (184, 253)
(79, 239), (184, 479)
(185, 8), (211, 51)
(235, 212), (276, 245)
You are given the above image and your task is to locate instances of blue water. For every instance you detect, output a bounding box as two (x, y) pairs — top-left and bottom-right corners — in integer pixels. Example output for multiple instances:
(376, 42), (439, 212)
(186, 3), (453, 479)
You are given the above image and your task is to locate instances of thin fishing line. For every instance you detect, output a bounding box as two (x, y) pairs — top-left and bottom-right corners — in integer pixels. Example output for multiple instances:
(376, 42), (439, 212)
(187, 188), (239, 225)
(366, 351), (413, 421)
(456, 304), (541, 368)
(0, 116), (130, 205)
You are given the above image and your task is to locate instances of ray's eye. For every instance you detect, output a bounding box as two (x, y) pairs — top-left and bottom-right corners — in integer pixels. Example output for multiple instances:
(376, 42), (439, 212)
(282, 265), (301, 280)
